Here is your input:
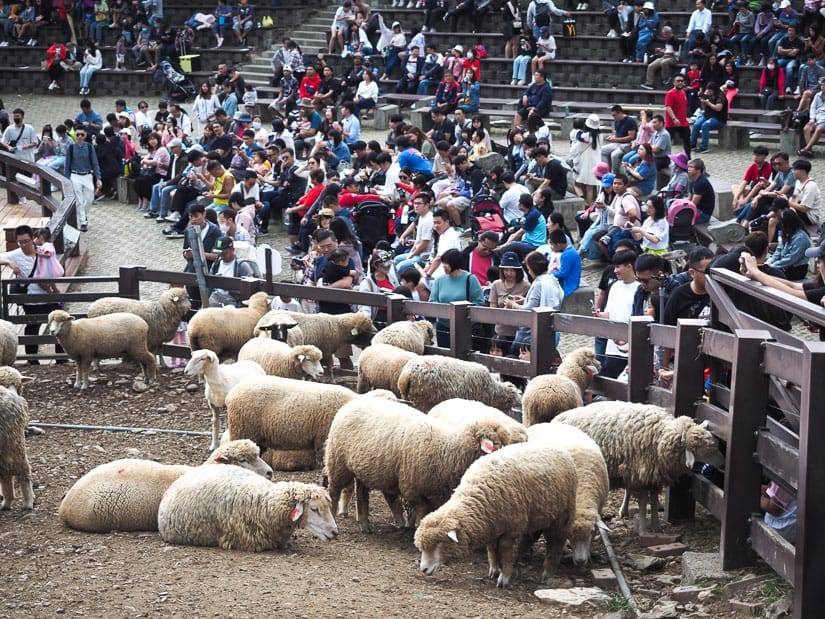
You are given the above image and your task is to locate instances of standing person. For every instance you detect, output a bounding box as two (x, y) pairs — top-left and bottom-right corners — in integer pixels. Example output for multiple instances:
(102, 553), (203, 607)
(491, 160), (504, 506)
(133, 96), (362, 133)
(593, 249), (639, 379)
(505, 250), (564, 353)
(429, 248), (486, 348)
(63, 127), (102, 233)
(664, 74), (690, 158)
(503, 0), (523, 60)
(1, 108), (38, 163)
(182, 203), (222, 310)
(570, 114), (602, 206)
(95, 127), (123, 201)
(192, 82), (220, 137)
(601, 105), (638, 175)
(0, 225), (65, 363)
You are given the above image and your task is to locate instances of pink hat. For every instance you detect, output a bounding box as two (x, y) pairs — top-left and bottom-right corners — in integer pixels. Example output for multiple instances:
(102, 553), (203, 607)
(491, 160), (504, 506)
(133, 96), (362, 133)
(592, 162), (610, 179)
(668, 152), (690, 170)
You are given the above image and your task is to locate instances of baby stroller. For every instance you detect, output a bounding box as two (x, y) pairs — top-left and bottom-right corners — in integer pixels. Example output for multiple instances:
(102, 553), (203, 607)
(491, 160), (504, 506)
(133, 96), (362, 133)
(467, 194), (505, 239)
(354, 200), (391, 258)
(156, 59), (196, 102)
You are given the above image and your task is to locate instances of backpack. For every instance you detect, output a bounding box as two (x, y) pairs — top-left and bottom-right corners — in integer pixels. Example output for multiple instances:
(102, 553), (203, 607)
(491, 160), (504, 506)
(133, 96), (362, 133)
(535, 2), (551, 27)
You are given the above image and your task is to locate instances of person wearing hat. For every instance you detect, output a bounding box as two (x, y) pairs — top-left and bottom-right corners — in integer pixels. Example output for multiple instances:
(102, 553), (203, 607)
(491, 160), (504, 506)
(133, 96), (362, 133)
(660, 152), (690, 201)
(207, 236), (256, 307)
(489, 251), (530, 344)
(570, 114), (603, 206)
(530, 26), (557, 75)
(799, 77), (825, 158)
(144, 138), (186, 220)
(379, 20), (407, 81)
(357, 249), (400, 321)
(768, 1), (800, 61)
(634, 2), (658, 62)
(578, 172), (616, 260)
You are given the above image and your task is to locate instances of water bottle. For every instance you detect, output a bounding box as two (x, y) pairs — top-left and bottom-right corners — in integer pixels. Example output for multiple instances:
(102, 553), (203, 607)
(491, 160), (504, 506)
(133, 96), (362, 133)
(701, 464), (715, 479)
(564, 104), (570, 116)
(776, 230), (783, 246)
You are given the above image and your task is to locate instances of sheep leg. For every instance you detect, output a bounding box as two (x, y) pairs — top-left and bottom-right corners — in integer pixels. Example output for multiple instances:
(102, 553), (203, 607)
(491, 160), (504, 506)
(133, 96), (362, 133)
(0, 476), (14, 509)
(495, 535), (516, 588)
(649, 488), (661, 532)
(541, 528), (565, 582)
(354, 480), (372, 533)
(382, 492), (406, 528)
(138, 351), (157, 384)
(486, 543), (501, 580)
(636, 491), (649, 535)
(338, 483), (353, 516)
(77, 358), (92, 390)
(328, 471), (355, 518)
(18, 469), (33, 510)
(208, 403), (221, 452)
(619, 489), (631, 519)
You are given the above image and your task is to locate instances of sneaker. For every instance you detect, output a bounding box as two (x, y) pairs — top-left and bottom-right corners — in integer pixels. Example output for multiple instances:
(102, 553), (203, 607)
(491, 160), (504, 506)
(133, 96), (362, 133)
(164, 213), (181, 222)
(695, 148), (709, 154)
(599, 235), (611, 246)
(581, 1), (589, 7)
(29, 39), (36, 46)
(79, 224), (88, 232)
(144, 211), (159, 218)
(48, 81), (56, 90)
(53, 82), (60, 89)
(165, 232), (184, 239)
(156, 216), (166, 223)
(511, 78), (517, 85)
(406, 0), (415, 6)
(216, 36), (224, 48)
(162, 226), (179, 235)
(606, 29), (617, 37)
(517, 79), (525, 86)
(639, 83), (654, 90)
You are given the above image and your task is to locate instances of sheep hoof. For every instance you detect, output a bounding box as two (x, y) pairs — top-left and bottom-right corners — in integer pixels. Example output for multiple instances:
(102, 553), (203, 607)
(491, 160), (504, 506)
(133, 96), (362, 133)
(488, 567), (500, 580)
(358, 522), (373, 534)
(495, 573), (510, 588)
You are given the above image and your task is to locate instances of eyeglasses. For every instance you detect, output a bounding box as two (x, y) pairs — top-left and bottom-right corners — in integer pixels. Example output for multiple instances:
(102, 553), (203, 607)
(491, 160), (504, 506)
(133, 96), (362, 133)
(16, 238), (32, 245)
(771, 161), (781, 166)
(635, 276), (652, 284)
(399, 175), (410, 181)
(75, 132), (86, 137)
(691, 268), (707, 274)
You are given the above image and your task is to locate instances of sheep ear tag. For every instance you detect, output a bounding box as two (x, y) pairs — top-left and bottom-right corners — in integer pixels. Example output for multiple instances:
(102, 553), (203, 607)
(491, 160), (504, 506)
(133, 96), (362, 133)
(447, 530), (459, 544)
(685, 449), (695, 469)
(298, 354), (306, 363)
(351, 327), (359, 336)
(480, 439), (496, 454)
(289, 503), (304, 522)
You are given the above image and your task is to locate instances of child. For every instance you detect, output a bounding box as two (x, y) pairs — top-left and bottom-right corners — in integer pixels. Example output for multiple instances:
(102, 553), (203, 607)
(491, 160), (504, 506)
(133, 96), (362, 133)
(567, 117), (588, 176)
(114, 34), (127, 70)
(686, 61), (702, 115)
(468, 128), (489, 161)
(33, 227), (64, 294)
(319, 248), (354, 314)
(242, 84), (257, 109)
(530, 26), (556, 74)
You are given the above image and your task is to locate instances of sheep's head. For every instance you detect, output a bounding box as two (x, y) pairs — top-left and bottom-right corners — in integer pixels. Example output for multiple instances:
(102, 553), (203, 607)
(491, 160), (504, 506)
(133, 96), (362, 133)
(288, 484), (338, 542)
(163, 287), (191, 316)
(498, 381), (523, 413)
(682, 418), (722, 468)
(347, 313), (377, 345)
(415, 513), (465, 575)
(243, 292), (271, 315)
(570, 510), (607, 567)
(414, 320), (435, 345)
(184, 349), (219, 378)
(47, 309), (74, 337)
(255, 311), (299, 341)
(0, 366), (31, 395)
(465, 419), (510, 453)
(207, 439), (274, 479)
(294, 346), (324, 380)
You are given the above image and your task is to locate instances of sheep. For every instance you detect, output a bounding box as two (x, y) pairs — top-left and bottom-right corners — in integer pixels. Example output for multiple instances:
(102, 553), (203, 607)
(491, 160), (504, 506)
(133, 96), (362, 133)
(527, 423), (609, 566)
(520, 374), (583, 427)
(397, 355), (521, 413)
(184, 349), (266, 451)
(557, 347), (601, 395)
(58, 439), (272, 532)
(0, 366), (30, 395)
(356, 343), (420, 395)
(187, 291), (270, 359)
(553, 401), (721, 534)
(372, 320), (434, 354)
(325, 398), (515, 533)
(0, 319), (18, 366)
(253, 310), (303, 345)
(47, 310), (157, 390)
(0, 383), (33, 510)
(414, 442), (577, 587)
(428, 398), (528, 444)
(87, 288), (191, 363)
(237, 337), (323, 381)
(225, 376), (396, 471)
(157, 466), (338, 552)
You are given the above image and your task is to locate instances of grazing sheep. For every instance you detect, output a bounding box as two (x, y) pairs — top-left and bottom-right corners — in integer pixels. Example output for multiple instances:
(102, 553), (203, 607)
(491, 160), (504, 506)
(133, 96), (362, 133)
(58, 439), (273, 532)
(253, 310), (303, 345)
(397, 355), (521, 413)
(187, 291), (270, 359)
(0, 366), (30, 395)
(47, 310), (157, 390)
(428, 398), (528, 444)
(158, 466), (338, 551)
(527, 423), (609, 566)
(184, 349), (266, 451)
(325, 398), (514, 533)
(87, 288), (191, 363)
(553, 401), (721, 533)
(225, 376), (396, 470)
(0, 319), (18, 366)
(414, 442), (577, 587)
(237, 337), (323, 381)
(557, 347), (601, 395)
(521, 374), (583, 427)
(372, 320), (434, 354)
(356, 343), (420, 395)
(0, 383), (33, 510)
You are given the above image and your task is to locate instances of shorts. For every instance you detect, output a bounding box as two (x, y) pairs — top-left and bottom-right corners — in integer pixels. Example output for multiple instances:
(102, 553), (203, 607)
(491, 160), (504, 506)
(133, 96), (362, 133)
(449, 196), (471, 212)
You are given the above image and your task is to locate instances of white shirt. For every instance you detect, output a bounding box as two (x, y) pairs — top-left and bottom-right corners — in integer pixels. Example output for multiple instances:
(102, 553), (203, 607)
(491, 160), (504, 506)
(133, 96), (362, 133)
(430, 226), (462, 279)
(641, 217), (669, 251)
(2, 123), (38, 162)
(414, 210), (434, 252)
(794, 178), (822, 224)
(500, 184), (530, 223)
(686, 7), (712, 34)
(604, 280), (639, 357)
(355, 80), (379, 101)
(0, 248), (46, 295)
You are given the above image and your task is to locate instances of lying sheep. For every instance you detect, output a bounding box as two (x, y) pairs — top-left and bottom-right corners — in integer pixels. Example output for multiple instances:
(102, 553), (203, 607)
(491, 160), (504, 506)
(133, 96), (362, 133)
(47, 310), (157, 390)
(0, 380), (33, 510)
(428, 398), (528, 444)
(527, 423), (609, 566)
(398, 355), (521, 413)
(557, 347), (601, 395)
(0, 319), (18, 366)
(356, 343), (420, 395)
(415, 442), (577, 587)
(237, 337), (323, 381)
(87, 287), (191, 363)
(187, 291), (270, 359)
(59, 439), (273, 532)
(158, 466), (338, 552)
(372, 320), (434, 354)
(325, 398), (514, 533)
(521, 374), (583, 427)
(184, 349), (266, 451)
(226, 376), (396, 470)
(253, 310), (303, 345)
(553, 401), (720, 533)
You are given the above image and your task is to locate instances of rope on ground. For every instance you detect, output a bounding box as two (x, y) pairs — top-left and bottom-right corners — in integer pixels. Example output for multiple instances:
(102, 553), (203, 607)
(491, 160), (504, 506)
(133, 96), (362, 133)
(598, 517), (642, 618)
(27, 422), (211, 437)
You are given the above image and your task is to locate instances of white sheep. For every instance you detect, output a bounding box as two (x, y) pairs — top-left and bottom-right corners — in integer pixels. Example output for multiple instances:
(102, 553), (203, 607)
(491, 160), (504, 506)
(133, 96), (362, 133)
(553, 401), (721, 533)
(225, 376), (396, 471)
(372, 320), (434, 354)
(0, 366), (31, 395)
(414, 441), (577, 587)
(237, 337), (323, 381)
(521, 374), (583, 427)
(184, 349), (266, 451)
(253, 310), (303, 344)
(557, 347), (601, 395)
(157, 466), (338, 552)
(325, 398), (515, 533)
(0, 319), (18, 366)
(187, 291), (270, 359)
(355, 343), (420, 395)
(58, 439), (273, 532)
(0, 380), (33, 510)
(47, 309), (157, 390)
(428, 398), (528, 444)
(527, 422), (609, 566)
(87, 287), (191, 363)
(397, 355), (521, 413)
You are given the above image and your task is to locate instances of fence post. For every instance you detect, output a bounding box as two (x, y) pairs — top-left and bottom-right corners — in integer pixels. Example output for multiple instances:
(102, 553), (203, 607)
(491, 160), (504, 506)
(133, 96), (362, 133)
(530, 308), (556, 377)
(449, 301), (473, 359)
(627, 315), (654, 403)
(665, 318), (707, 523)
(794, 342), (825, 618)
(721, 329), (771, 570)
(384, 294), (407, 325)
(118, 266), (143, 299)
(237, 277), (264, 302)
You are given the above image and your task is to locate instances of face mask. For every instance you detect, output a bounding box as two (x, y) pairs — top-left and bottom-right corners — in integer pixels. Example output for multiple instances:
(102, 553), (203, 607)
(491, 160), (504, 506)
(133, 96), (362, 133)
(467, 52), (474, 59)
(767, 64), (776, 70)
(252, 121), (261, 129)
(219, 223), (229, 234)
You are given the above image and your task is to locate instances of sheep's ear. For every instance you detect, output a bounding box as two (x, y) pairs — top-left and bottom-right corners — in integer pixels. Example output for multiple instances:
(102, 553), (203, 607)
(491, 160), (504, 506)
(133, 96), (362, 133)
(480, 438), (496, 454)
(297, 354), (306, 363)
(289, 503), (304, 522)
(214, 454), (228, 463)
(698, 420), (709, 429)
(447, 529), (459, 543)
(685, 449), (695, 469)
(351, 327), (360, 336)
(20, 375), (35, 384)
(586, 364), (599, 376)
(286, 323), (298, 330)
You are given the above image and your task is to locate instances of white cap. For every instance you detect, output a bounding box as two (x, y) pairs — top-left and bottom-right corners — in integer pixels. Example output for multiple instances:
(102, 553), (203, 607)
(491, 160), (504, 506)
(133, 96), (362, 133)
(643, 1), (655, 9)
(454, 45), (463, 53)
(780, 0), (790, 7)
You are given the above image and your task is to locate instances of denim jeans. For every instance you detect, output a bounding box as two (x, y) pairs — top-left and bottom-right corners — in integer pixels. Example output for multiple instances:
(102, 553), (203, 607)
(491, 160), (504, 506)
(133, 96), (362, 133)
(394, 252), (425, 274)
(512, 55), (531, 81)
(778, 57), (798, 87)
(690, 115), (723, 151)
(729, 33), (753, 57)
(416, 78), (434, 95)
(150, 183), (176, 216)
(79, 65), (99, 88)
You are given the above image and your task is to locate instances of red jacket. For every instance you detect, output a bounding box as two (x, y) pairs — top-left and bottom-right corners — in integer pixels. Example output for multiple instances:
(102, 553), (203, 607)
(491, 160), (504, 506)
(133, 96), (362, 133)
(46, 43), (67, 70)
(299, 74), (321, 100)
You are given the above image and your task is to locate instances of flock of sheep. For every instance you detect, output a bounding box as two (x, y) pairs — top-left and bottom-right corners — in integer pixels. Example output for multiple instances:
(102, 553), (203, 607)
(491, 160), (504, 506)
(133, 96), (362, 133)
(0, 288), (723, 589)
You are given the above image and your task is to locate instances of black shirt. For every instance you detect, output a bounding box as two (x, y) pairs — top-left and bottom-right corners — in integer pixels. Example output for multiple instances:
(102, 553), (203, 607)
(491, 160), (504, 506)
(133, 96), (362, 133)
(689, 174), (715, 220)
(663, 281), (711, 326)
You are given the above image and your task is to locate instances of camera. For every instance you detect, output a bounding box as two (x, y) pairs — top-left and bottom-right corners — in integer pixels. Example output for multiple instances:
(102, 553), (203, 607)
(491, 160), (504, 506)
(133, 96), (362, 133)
(7, 140), (17, 148)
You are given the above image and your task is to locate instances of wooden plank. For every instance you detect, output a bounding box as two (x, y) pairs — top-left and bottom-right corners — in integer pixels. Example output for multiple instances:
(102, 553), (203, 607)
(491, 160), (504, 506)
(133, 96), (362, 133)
(695, 401), (730, 443)
(756, 430), (799, 491)
(552, 312), (627, 340)
(692, 474), (724, 521)
(627, 316), (654, 403)
(467, 351), (532, 377)
(649, 323), (676, 348)
(762, 341), (805, 386)
(591, 375), (628, 401)
(647, 385), (673, 409)
(751, 517), (796, 586)
(700, 329), (736, 363)
(467, 305), (531, 328)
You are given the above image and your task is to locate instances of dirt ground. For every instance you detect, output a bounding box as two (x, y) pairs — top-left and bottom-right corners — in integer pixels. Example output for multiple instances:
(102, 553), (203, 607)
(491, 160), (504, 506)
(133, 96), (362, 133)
(1, 362), (787, 618)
